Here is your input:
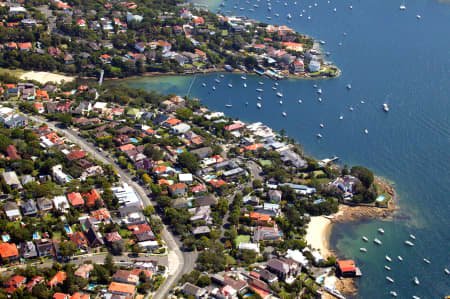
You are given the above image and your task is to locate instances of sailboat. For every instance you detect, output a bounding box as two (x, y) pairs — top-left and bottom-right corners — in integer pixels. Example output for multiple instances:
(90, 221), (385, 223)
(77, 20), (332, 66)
(225, 97), (232, 108)
(400, 0), (406, 10)
(257, 103), (262, 108)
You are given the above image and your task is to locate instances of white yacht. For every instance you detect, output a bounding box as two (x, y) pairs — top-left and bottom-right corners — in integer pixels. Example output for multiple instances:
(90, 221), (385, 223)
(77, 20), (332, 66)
(444, 268), (450, 275)
(243, 83), (247, 88)
(317, 88), (322, 94)
(274, 82), (279, 86)
(364, 129), (369, 135)
(241, 76), (247, 80)
(318, 97), (323, 102)
(202, 82), (206, 87)
(272, 86), (277, 90)
(313, 84), (318, 88)
(409, 234), (416, 240)
(385, 265), (391, 271)
(378, 228), (385, 234)
(346, 84), (352, 89)
(413, 276), (419, 285)
(287, 13), (292, 19)
(362, 236), (369, 242)
(220, 74), (224, 78)
(360, 248), (367, 252)
(400, 4), (406, 10)
(215, 78), (221, 83)
(256, 88), (263, 92)
(383, 103), (390, 112)
(386, 255), (392, 262)
(398, 256), (403, 261)
(276, 92), (283, 97)
(416, 14), (421, 19)
(228, 83), (233, 88)
(390, 291), (398, 297)
(316, 133), (323, 138)
(374, 238), (382, 245)
(279, 100), (283, 105)
(225, 104), (232, 108)
(349, 5), (353, 9)
(212, 86), (216, 91)
(386, 276), (394, 283)
(339, 116), (344, 120)
(258, 81), (264, 85)
(282, 112), (287, 117)
(257, 96), (262, 100)
(349, 106), (354, 111)
(361, 100), (365, 104)
(320, 123), (324, 128)
(412, 296), (421, 299)
(257, 103), (262, 108)
(333, 7), (337, 12)
(423, 258), (431, 264)
(298, 99), (302, 104)
(405, 240), (415, 246)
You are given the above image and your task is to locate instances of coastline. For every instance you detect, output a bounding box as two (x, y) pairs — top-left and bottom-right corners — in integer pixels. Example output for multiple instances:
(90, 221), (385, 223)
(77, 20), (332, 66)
(306, 177), (397, 297)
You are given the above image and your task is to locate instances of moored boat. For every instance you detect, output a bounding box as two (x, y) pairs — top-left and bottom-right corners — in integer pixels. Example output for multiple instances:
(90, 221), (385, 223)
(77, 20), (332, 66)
(413, 276), (419, 285)
(444, 268), (450, 275)
(378, 228), (385, 234)
(374, 238), (382, 245)
(385, 265), (391, 271)
(276, 92), (283, 97)
(386, 276), (394, 283)
(409, 234), (416, 240)
(386, 255), (392, 262)
(282, 112), (287, 117)
(405, 240), (415, 246)
(362, 236), (368, 242)
(398, 256), (403, 261)
(257, 103), (262, 108)
(383, 103), (390, 112)
(360, 248), (367, 252)
(256, 88), (263, 92)
(390, 291), (398, 297)
(423, 258), (431, 264)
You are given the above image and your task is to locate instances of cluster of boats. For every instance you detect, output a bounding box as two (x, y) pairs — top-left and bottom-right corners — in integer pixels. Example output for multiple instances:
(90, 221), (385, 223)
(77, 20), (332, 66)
(359, 228), (449, 297)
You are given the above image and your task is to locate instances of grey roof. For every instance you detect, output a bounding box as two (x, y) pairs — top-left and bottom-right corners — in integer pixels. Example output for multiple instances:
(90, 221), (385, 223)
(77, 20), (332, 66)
(21, 200), (38, 216)
(3, 201), (19, 211)
(2, 171), (21, 186)
(182, 282), (206, 297)
(192, 226), (211, 235)
(190, 146), (212, 158)
(194, 194), (217, 207)
(267, 258), (290, 274)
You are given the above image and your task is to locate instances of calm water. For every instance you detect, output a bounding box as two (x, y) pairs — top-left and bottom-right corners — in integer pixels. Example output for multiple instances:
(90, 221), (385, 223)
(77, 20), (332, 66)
(125, 0), (450, 297)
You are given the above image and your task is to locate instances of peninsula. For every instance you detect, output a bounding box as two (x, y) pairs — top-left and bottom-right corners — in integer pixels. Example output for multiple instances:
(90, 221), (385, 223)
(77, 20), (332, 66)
(0, 72), (393, 298)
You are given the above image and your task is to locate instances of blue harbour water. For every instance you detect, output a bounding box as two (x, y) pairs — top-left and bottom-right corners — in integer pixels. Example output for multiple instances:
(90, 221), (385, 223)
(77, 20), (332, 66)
(125, 0), (450, 297)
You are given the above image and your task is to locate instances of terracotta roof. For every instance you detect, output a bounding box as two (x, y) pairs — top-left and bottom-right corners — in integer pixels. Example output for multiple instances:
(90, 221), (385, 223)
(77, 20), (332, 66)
(225, 123), (244, 131)
(165, 118), (181, 126)
(104, 232), (122, 242)
(53, 293), (69, 299)
(128, 224), (151, 235)
(244, 143), (263, 151)
(70, 232), (88, 247)
(90, 208), (111, 221)
(6, 144), (20, 160)
(67, 192), (84, 206)
(48, 271), (67, 287)
(0, 242), (19, 258)
(70, 293), (90, 299)
(119, 144), (135, 152)
(249, 212), (271, 223)
(209, 179), (227, 188)
(337, 260), (356, 272)
(131, 269), (152, 278)
(168, 182), (187, 192)
(82, 189), (102, 207)
(66, 149), (86, 161)
(108, 282), (136, 295)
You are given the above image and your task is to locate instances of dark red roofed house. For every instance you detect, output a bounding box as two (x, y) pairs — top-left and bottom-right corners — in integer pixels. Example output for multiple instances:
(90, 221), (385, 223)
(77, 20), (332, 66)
(25, 276), (44, 292)
(4, 275), (26, 293)
(67, 192), (84, 208)
(82, 189), (103, 207)
(104, 232), (122, 243)
(66, 149), (86, 161)
(70, 232), (88, 250)
(6, 144), (21, 160)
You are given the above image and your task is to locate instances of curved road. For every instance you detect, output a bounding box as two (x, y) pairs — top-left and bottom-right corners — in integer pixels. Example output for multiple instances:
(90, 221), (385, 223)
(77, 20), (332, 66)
(29, 116), (196, 299)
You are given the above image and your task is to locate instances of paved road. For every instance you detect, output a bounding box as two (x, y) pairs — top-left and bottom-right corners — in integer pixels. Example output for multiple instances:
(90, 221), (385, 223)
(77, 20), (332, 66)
(29, 116), (195, 299)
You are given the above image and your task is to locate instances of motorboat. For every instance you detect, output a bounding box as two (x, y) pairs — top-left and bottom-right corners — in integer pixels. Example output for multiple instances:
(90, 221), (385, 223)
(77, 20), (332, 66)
(444, 268), (450, 275)
(272, 86), (277, 90)
(298, 99), (302, 104)
(339, 116), (344, 120)
(241, 76), (247, 80)
(349, 5), (353, 9)
(390, 291), (398, 297)
(374, 238), (382, 245)
(416, 14), (421, 19)
(276, 92), (283, 97)
(316, 133), (323, 138)
(346, 84), (352, 89)
(317, 88), (322, 94)
(362, 236), (369, 242)
(202, 82), (206, 87)
(386, 276), (394, 283)
(313, 84), (318, 88)
(405, 240), (415, 246)
(383, 103), (390, 112)
(257, 103), (262, 108)
(364, 129), (369, 135)
(409, 234), (416, 240)
(228, 83), (233, 88)
(256, 88), (264, 92)
(320, 40), (326, 45)
(220, 74), (224, 78)
(279, 100), (283, 105)
(400, 4), (406, 10)
(282, 112), (287, 117)
(274, 82), (279, 86)
(212, 86), (216, 90)
(385, 265), (391, 271)
(361, 100), (365, 104)
(378, 228), (385, 234)
(360, 248), (367, 252)
(257, 96), (262, 100)
(287, 13), (292, 19)
(333, 7), (337, 12)
(398, 256), (403, 261)
(258, 81), (264, 85)
(243, 83), (247, 88)
(318, 97), (323, 102)
(413, 276), (419, 285)
(215, 79), (221, 83)
(423, 258), (431, 264)
(385, 255), (392, 262)
(225, 104), (232, 108)
(349, 106), (354, 111)
(320, 123), (324, 128)
(412, 296), (420, 299)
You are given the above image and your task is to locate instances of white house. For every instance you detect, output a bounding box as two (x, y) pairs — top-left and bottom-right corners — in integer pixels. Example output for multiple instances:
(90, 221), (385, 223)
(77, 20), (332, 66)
(112, 183), (142, 207)
(308, 60), (321, 73)
(170, 123), (191, 134)
(52, 195), (70, 212)
(238, 242), (260, 253)
(178, 173), (193, 185)
(52, 164), (71, 184)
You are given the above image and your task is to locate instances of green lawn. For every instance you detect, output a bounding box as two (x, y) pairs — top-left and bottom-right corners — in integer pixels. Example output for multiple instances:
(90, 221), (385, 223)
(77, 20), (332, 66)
(0, 67), (24, 77)
(235, 235), (250, 246)
(312, 170), (325, 177)
(259, 159), (272, 167)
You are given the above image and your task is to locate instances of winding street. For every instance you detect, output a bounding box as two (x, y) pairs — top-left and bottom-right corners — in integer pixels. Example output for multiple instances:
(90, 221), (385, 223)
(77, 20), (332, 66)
(28, 116), (196, 299)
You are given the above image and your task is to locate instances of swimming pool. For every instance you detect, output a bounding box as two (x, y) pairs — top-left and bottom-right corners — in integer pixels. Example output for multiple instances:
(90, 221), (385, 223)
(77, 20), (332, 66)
(64, 225), (72, 234)
(375, 195), (386, 202)
(316, 275), (326, 284)
(33, 232), (40, 240)
(130, 138), (138, 143)
(314, 199), (325, 204)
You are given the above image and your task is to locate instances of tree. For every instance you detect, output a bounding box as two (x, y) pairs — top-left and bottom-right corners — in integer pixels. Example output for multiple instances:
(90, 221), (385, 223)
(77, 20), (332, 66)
(176, 107), (193, 120)
(197, 275), (211, 287)
(178, 152), (199, 172)
(143, 205), (155, 216)
(104, 253), (115, 274)
(351, 166), (374, 188)
(142, 173), (152, 184)
(59, 241), (77, 257)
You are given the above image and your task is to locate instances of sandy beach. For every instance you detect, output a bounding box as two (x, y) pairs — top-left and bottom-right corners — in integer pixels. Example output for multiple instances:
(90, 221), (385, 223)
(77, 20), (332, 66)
(20, 71), (74, 85)
(305, 216), (333, 258)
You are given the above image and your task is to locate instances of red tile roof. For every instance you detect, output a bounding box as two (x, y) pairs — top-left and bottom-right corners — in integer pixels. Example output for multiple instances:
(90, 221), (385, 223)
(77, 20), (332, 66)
(90, 208), (111, 221)
(168, 182), (187, 193)
(82, 189), (102, 207)
(0, 242), (19, 258)
(70, 232), (88, 247)
(6, 144), (20, 160)
(48, 271), (67, 288)
(67, 192), (84, 207)
(119, 144), (135, 152)
(225, 123), (244, 131)
(66, 149), (86, 161)
(53, 293), (69, 299)
(104, 232), (122, 243)
(70, 292), (90, 299)
(128, 224), (151, 235)
(337, 260), (356, 273)
(165, 118), (181, 126)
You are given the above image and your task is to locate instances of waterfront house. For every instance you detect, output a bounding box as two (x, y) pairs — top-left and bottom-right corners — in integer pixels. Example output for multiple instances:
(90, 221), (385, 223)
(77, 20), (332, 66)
(308, 60), (321, 73)
(337, 260), (357, 277)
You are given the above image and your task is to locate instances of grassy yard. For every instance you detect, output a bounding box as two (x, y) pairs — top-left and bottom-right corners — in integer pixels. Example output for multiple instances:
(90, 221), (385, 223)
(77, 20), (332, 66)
(235, 235), (250, 246)
(0, 67), (25, 77)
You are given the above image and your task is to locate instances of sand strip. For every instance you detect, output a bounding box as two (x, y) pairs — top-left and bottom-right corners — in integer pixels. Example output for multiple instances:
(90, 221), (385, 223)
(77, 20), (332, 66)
(20, 71), (74, 85)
